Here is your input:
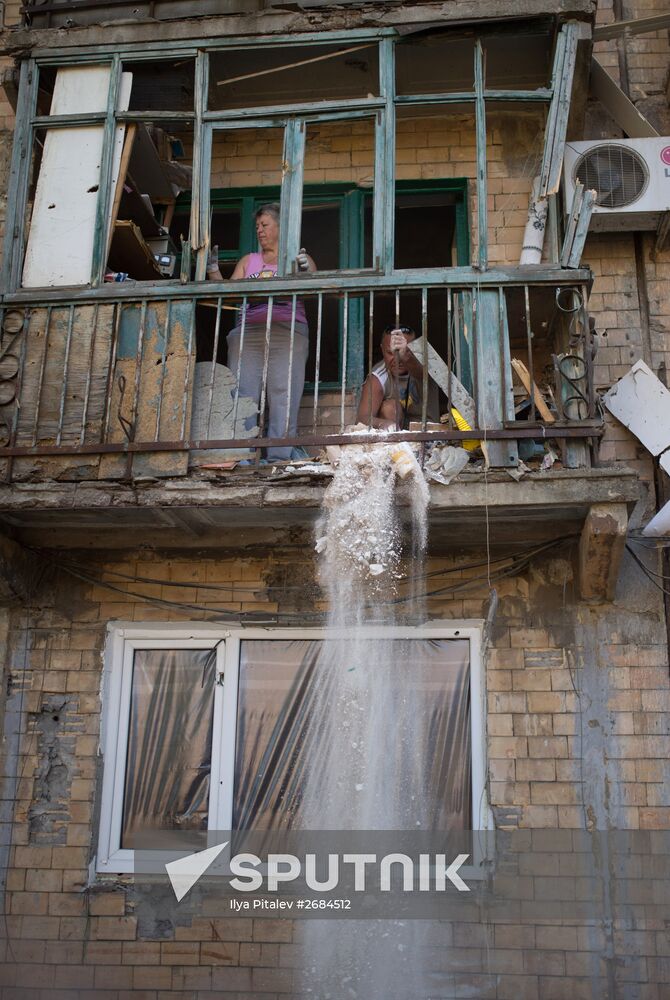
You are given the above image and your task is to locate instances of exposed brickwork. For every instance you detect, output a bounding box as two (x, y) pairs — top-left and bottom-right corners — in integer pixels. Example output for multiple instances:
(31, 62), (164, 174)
(0, 540), (666, 995)
(0, 0), (669, 996)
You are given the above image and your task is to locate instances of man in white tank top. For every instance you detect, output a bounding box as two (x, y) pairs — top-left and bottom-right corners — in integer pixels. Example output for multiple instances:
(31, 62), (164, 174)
(356, 325), (438, 430)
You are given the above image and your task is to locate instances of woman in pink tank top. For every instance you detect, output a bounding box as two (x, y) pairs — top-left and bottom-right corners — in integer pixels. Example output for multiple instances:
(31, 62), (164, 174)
(209, 203), (316, 461)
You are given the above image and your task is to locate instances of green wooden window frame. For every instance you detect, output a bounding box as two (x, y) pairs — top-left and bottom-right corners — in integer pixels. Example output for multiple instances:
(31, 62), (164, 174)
(173, 179), (469, 388)
(1, 22), (579, 295)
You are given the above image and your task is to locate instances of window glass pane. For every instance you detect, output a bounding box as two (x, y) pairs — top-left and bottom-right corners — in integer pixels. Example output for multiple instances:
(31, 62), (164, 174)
(395, 105), (476, 266)
(233, 638), (471, 833)
(123, 58), (196, 112)
(39, 63), (118, 116)
(483, 29), (553, 89)
(209, 43), (379, 111)
(486, 102), (546, 267)
(206, 127), (283, 288)
(121, 648), (215, 850)
(301, 119), (374, 271)
(396, 34), (474, 95)
(106, 120), (194, 281)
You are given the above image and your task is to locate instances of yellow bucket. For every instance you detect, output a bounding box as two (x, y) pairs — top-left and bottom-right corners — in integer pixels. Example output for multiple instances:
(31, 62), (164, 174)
(451, 407), (480, 451)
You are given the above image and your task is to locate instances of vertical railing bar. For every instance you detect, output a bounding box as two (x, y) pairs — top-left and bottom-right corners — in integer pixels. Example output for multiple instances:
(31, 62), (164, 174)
(472, 288), (480, 431)
(154, 298), (172, 442)
(80, 302), (99, 445)
(204, 295), (222, 441)
(258, 297), (274, 461)
(123, 299), (147, 481)
(284, 295), (297, 437)
(447, 289), (454, 429)
(498, 286), (507, 426)
(32, 305), (52, 446)
(179, 301), (196, 443)
(312, 293), (323, 435)
(395, 288), (400, 327)
(340, 291), (349, 432)
(192, 52), (211, 282)
(232, 296), (247, 440)
(101, 302), (121, 444)
(582, 284), (595, 420)
(454, 292), (462, 388)
(379, 37), (396, 275)
(55, 304), (75, 447)
(474, 38), (488, 271)
(524, 284), (536, 422)
(7, 314), (29, 449)
(3, 303), (31, 484)
(367, 290), (375, 428)
(421, 286), (428, 431)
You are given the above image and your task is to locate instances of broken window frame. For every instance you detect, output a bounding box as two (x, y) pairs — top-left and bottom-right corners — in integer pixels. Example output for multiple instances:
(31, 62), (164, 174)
(2, 21), (580, 296)
(96, 623), (488, 876)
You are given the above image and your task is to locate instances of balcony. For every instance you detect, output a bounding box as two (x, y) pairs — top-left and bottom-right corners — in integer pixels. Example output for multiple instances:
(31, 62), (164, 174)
(0, 271), (640, 589)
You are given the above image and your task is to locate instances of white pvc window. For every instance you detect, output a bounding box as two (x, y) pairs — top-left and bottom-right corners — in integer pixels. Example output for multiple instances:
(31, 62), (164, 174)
(97, 622), (489, 874)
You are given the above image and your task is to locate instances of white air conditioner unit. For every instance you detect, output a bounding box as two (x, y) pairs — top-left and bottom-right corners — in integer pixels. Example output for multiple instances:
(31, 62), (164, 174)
(564, 138), (670, 232)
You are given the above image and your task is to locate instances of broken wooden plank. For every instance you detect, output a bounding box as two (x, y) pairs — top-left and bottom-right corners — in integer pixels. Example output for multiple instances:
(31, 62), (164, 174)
(566, 189), (596, 269)
(560, 183), (596, 269)
(407, 335), (476, 427)
(107, 123), (138, 259)
(539, 21), (579, 198)
(593, 12), (670, 41)
(560, 180), (584, 268)
(590, 58), (659, 140)
(511, 358), (555, 423)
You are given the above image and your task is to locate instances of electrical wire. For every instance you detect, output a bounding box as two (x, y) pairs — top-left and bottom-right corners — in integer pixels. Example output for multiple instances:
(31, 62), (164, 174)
(625, 543), (670, 597)
(31, 536), (575, 593)
(40, 534), (576, 621)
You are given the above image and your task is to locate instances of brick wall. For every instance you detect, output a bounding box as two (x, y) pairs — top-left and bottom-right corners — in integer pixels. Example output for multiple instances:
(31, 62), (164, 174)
(0, 541), (667, 995)
(210, 111), (543, 266)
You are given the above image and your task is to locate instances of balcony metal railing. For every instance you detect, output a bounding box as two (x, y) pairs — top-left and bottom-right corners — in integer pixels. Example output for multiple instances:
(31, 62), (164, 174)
(0, 274), (601, 483)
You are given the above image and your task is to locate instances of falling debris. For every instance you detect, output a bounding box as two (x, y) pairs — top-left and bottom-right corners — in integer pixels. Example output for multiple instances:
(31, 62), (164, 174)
(424, 444), (470, 485)
(317, 437), (427, 588)
(603, 359), (670, 456)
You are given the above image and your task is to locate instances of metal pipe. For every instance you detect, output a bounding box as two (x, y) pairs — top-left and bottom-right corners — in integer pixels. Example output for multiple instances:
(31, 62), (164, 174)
(0, 422), (605, 459)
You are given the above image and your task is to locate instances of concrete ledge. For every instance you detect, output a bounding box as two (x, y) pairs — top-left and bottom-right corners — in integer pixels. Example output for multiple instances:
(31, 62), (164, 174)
(0, 466), (642, 549)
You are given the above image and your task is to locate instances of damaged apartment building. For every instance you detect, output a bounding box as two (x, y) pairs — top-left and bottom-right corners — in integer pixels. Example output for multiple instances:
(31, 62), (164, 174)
(0, 0), (668, 996)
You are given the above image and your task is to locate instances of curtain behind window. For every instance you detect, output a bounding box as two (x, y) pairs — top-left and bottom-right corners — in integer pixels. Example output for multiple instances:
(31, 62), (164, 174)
(122, 648), (215, 850)
(233, 638), (471, 832)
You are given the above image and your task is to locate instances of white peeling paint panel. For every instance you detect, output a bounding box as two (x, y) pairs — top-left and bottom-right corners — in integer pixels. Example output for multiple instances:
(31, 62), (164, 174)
(642, 498), (670, 537)
(603, 359), (670, 457)
(22, 66), (132, 288)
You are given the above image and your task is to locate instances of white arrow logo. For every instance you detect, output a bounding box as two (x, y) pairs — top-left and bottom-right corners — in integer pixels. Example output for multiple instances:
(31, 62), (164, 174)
(165, 841), (228, 902)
